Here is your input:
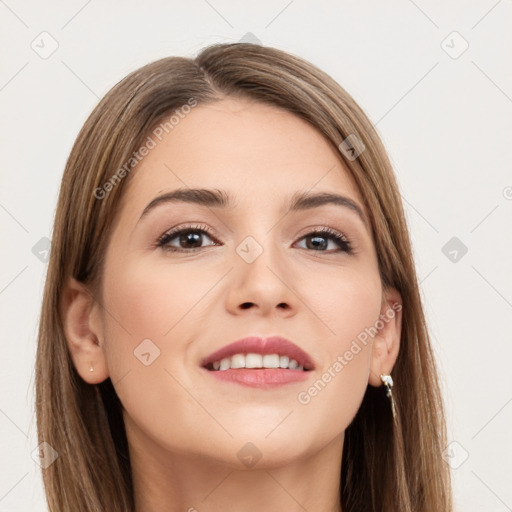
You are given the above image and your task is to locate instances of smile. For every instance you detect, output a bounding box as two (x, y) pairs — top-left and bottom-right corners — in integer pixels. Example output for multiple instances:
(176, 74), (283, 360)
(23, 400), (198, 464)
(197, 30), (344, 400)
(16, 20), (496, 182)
(206, 353), (310, 371)
(200, 336), (315, 388)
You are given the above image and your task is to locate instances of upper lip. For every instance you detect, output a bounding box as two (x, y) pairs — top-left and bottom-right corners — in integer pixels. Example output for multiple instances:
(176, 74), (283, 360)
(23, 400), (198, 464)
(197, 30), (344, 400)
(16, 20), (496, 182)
(200, 336), (315, 370)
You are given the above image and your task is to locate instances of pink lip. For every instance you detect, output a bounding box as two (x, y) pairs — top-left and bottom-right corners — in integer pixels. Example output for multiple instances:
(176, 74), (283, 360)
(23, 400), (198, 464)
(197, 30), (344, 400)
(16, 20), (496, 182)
(205, 368), (310, 388)
(200, 336), (315, 371)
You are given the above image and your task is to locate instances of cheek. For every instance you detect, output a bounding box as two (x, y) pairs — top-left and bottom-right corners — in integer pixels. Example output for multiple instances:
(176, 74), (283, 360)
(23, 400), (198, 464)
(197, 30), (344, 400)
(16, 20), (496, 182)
(99, 260), (215, 447)
(297, 263), (382, 352)
(99, 259), (210, 392)
(103, 257), (212, 341)
(292, 266), (381, 422)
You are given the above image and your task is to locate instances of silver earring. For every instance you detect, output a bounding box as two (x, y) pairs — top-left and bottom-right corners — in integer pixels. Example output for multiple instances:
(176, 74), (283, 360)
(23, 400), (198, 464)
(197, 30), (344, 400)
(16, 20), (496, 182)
(89, 364), (94, 372)
(380, 374), (396, 419)
(380, 374), (393, 397)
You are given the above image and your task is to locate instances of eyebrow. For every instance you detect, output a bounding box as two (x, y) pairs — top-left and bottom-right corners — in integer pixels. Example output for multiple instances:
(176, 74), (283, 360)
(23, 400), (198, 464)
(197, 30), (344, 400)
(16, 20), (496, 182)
(138, 188), (368, 228)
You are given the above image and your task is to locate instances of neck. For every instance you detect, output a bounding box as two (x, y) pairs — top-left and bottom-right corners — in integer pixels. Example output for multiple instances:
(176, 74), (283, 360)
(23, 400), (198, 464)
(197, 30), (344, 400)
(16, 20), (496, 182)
(127, 421), (344, 512)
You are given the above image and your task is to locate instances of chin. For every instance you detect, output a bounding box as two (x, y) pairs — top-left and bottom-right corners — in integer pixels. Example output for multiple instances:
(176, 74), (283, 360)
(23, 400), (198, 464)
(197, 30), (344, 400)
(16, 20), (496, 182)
(205, 431), (317, 470)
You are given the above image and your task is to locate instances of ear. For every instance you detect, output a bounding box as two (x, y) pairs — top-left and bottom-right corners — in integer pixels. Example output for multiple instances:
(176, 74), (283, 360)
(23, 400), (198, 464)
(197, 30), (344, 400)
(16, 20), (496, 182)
(368, 286), (402, 388)
(61, 277), (109, 384)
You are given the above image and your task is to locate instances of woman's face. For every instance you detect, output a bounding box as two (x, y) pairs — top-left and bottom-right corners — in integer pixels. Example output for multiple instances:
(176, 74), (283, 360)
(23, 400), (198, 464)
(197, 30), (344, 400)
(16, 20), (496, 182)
(93, 97), (396, 468)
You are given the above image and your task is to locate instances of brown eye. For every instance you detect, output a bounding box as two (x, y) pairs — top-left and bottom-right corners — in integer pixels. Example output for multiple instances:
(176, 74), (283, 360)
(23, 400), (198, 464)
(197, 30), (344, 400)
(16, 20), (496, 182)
(157, 225), (219, 252)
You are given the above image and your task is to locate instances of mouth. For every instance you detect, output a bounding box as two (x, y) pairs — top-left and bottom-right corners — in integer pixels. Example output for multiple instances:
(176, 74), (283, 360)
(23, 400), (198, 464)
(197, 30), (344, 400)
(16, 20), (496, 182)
(200, 336), (314, 388)
(204, 354), (312, 372)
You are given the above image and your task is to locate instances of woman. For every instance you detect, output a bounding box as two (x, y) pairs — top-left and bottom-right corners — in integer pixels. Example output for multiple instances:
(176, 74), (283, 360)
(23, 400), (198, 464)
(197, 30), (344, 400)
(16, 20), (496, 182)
(35, 42), (452, 511)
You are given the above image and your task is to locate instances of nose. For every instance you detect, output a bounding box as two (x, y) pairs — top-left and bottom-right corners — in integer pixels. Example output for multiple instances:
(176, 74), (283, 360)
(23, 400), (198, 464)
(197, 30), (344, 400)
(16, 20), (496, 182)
(225, 241), (297, 318)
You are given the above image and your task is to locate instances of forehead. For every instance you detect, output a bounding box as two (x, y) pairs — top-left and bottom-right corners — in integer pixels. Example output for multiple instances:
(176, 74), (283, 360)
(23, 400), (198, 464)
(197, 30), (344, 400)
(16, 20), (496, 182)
(121, 97), (364, 215)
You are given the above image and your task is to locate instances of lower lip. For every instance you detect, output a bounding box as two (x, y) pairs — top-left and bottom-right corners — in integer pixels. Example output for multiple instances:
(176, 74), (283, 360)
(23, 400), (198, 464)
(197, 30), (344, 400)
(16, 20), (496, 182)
(204, 368), (311, 388)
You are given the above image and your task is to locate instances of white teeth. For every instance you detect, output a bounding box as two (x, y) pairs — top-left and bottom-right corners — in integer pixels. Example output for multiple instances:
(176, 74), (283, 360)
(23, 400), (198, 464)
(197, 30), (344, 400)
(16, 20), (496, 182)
(262, 354), (280, 368)
(245, 353), (262, 368)
(211, 353), (305, 371)
(230, 354), (246, 369)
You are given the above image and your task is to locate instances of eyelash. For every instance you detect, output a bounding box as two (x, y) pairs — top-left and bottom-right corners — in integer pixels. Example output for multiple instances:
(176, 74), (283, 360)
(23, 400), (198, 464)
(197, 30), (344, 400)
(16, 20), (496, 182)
(155, 223), (353, 255)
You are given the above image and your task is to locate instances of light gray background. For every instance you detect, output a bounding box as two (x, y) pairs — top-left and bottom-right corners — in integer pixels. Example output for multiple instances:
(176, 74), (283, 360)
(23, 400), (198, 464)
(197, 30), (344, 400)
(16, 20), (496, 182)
(1, 1), (511, 510)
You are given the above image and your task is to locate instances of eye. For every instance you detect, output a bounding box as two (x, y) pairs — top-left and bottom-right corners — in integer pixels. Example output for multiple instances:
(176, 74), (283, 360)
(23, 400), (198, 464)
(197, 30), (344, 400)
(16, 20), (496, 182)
(156, 224), (219, 252)
(295, 227), (353, 254)
(155, 224), (353, 254)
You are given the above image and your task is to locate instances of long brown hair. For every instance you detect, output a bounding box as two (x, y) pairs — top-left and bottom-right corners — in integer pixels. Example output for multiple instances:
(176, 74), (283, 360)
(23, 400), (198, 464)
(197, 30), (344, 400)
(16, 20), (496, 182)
(35, 42), (452, 511)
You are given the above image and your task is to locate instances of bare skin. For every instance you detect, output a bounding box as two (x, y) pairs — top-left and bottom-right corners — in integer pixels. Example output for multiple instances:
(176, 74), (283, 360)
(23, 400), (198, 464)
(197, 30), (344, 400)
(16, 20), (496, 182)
(62, 97), (402, 512)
